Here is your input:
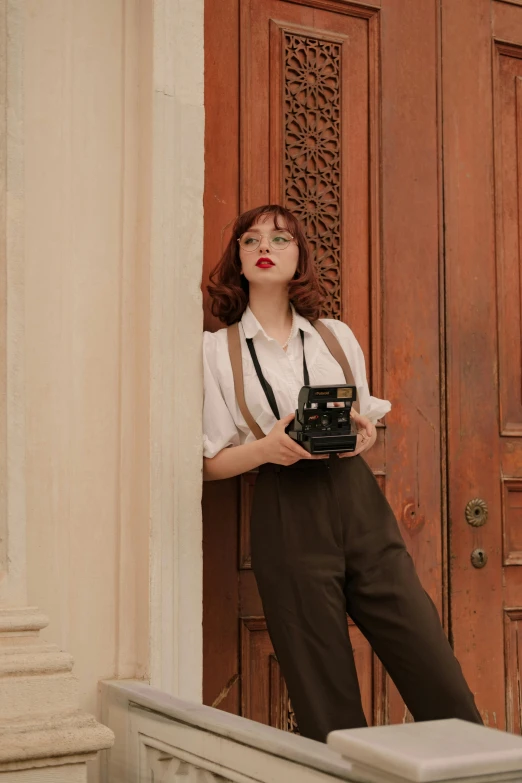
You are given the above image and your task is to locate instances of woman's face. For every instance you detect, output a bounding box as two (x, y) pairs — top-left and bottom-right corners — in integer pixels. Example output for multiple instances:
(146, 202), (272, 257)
(238, 215), (299, 288)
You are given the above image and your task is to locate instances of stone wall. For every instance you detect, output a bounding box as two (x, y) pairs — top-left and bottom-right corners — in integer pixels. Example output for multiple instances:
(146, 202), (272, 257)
(0, 1), (205, 781)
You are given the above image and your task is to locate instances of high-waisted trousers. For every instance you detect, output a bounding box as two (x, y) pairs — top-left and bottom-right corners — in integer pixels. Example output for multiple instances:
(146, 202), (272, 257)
(250, 454), (482, 742)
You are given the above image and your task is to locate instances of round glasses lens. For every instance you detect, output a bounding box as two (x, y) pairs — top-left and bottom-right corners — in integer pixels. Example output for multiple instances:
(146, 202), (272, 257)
(239, 232), (261, 250)
(269, 231), (292, 249)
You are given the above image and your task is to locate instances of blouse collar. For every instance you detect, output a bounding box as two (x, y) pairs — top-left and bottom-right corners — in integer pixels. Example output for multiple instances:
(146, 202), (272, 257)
(241, 303), (317, 341)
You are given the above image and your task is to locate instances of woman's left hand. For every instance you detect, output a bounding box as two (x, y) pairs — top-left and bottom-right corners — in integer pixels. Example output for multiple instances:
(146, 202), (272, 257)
(339, 410), (376, 458)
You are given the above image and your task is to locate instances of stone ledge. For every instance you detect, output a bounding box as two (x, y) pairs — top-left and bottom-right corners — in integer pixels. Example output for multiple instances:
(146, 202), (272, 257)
(0, 608), (49, 635)
(328, 719), (522, 783)
(0, 648), (73, 676)
(0, 709), (114, 767)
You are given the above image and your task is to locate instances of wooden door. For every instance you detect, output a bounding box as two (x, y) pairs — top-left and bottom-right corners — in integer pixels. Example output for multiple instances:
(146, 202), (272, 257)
(203, 0), (446, 729)
(443, 0), (522, 731)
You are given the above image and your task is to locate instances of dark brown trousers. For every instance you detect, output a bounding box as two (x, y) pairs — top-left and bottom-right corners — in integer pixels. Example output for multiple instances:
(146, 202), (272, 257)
(251, 454), (482, 742)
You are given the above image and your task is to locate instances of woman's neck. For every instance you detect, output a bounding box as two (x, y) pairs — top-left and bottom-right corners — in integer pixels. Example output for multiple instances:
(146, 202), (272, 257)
(248, 287), (293, 344)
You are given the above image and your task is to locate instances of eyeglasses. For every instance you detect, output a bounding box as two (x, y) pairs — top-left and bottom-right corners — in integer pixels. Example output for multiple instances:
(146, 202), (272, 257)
(238, 230), (295, 252)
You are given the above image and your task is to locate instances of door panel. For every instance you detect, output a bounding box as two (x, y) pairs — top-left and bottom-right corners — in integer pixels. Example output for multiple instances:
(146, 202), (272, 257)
(443, 0), (522, 730)
(240, 616), (376, 730)
(238, 0), (382, 726)
(378, 0), (443, 725)
(204, 0), (522, 734)
(493, 2), (522, 731)
(204, 0), (444, 730)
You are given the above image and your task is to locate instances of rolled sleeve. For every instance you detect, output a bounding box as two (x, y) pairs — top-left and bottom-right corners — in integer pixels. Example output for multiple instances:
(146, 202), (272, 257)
(364, 395), (392, 424)
(203, 332), (240, 458)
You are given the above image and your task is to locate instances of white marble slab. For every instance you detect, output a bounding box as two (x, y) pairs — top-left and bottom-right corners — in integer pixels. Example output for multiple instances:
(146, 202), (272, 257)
(328, 720), (522, 783)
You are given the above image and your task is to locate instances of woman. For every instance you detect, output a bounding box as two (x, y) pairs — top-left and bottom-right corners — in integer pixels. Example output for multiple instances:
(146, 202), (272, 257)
(203, 204), (482, 742)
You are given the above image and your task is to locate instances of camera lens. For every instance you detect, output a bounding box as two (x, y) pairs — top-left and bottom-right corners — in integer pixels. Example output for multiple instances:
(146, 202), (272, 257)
(321, 414), (331, 427)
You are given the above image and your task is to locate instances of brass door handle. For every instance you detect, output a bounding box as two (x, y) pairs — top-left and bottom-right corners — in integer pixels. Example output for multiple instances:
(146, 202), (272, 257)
(465, 498), (488, 527)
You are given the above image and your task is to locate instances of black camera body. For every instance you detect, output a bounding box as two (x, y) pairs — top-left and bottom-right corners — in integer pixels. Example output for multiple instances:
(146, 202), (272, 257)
(285, 384), (358, 454)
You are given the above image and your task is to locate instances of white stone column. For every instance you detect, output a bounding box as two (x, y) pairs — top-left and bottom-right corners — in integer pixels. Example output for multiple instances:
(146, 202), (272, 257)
(148, 0), (204, 700)
(0, 1), (113, 778)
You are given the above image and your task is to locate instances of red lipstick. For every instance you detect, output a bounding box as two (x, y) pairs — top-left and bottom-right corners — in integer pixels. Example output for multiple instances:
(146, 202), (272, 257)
(256, 257), (275, 268)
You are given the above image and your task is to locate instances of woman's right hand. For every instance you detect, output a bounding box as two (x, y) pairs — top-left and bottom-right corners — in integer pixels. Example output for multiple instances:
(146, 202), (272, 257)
(260, 413), (328, 465)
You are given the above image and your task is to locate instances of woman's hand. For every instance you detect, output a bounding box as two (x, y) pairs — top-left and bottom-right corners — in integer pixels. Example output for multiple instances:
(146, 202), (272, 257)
(260, 413), (328, 465)
(339, 410), (376, 458)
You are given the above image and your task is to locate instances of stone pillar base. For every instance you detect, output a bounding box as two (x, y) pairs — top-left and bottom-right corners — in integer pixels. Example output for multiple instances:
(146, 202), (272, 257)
(0, 609), (113, 780)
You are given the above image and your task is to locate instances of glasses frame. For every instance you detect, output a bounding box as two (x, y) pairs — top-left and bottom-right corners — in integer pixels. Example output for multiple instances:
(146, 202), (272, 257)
(237, 230), (296, 253)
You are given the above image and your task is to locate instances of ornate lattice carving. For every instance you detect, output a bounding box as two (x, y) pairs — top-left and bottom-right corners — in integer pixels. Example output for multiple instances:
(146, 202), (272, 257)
(283, 32), (342, 319)
(286, 698), (300, 734)
(268, 653), (300, 734)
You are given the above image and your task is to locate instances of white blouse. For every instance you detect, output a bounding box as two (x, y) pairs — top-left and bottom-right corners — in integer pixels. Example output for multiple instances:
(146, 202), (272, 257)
(203, 305), (391, 459)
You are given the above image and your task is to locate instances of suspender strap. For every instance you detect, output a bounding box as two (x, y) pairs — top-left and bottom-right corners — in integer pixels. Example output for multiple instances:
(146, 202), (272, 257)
(311, 320), (360, 413)
(227, 323), (266, 440)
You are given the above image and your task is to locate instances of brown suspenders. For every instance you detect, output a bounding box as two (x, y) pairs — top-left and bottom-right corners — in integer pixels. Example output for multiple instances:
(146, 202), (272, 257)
(311, 320), (359, 411)
(226, 321), (266, 441)
(226, 319), (360, 440)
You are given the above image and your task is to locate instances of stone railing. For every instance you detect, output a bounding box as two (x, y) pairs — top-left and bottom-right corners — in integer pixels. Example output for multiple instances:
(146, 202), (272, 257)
(100, 680), (522, 783)
(100, 680), (355, 783)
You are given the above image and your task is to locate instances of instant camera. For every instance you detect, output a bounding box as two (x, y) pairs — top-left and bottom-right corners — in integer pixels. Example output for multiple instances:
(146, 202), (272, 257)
(285, 385), (358, 454)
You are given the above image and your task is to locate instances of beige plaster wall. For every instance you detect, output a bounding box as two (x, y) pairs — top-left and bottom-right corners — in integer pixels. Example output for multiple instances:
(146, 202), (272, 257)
(24, 0), (152, 717)
(23, 9), (204, 774)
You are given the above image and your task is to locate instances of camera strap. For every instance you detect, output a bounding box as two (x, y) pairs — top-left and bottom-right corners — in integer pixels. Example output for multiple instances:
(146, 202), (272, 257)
(245, 330), (309, 421)
(226, 319), (360, 440)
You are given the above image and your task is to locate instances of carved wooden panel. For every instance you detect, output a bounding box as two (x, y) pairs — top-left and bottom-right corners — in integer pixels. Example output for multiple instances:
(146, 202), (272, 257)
(282, 31), (342, 318)
(268, 653), (299, 733)
(262, 9), (381, 374)
(348, 618), (374, 725)
(504, 609), (522, 732)
(241, 614), (380, 730)
(494, 45), (522, 435)
(240, 617), (281, 727)
(239, 471), (256, 569)
(503, 479), (522, 565)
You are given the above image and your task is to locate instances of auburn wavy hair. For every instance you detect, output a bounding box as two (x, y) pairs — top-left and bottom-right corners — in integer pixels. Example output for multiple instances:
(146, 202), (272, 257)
(207, 205), (323, 325)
